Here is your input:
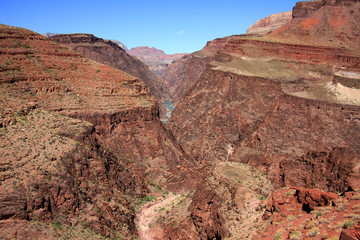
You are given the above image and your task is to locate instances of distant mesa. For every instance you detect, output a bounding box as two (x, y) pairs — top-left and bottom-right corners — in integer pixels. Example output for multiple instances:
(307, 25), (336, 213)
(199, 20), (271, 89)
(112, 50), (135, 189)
(128, 46), (187, 77)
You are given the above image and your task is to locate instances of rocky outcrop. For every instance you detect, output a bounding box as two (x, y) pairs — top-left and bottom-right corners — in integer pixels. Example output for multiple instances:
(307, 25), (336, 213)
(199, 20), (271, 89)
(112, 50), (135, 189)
(295, 187), (338, 211)
(292, 0), (324, 18)
(270, 0), (360, 50)
(260, 187), (360, 239)
(161, 37), (230, 106)
(49, 34), (170, 113)
(340, 220), (360, 240)
(247, 11), (292, 35)
(168, 0), (360, 194)
(264, 187), (338, 217)
(128, 46), (187, 77)
(0, 24), (198, 239)
(292, 0), (360, 20)
(163, 186), (229, 240)
(164, 2), (360, 239)
(169, 65), (360, 192)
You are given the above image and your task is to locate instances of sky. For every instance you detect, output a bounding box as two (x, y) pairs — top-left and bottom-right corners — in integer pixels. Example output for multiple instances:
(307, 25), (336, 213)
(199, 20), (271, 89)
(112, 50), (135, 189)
(0, 0), (298, 54)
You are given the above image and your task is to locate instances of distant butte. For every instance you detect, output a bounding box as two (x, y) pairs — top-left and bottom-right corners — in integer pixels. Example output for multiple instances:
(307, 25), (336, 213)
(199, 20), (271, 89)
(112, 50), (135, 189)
(128, 46), (187, 77)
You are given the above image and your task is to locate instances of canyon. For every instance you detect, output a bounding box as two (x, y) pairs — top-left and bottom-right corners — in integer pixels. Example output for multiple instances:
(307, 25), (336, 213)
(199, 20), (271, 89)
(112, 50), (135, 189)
(1, 0), (360, 239)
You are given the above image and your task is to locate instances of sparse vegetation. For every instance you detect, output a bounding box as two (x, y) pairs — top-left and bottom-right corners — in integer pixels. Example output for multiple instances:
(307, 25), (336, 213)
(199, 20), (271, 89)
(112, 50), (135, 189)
(305, 220), (318, 229)
(307, 227), (319, 237)
(289, 231), (301, 240)
(273, 230), (283, 240)
(344, 220), (355, 229)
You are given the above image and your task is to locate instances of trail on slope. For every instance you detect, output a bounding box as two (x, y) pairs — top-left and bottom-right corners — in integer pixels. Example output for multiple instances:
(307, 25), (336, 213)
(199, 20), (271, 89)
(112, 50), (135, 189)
(136, 194), (180, 240)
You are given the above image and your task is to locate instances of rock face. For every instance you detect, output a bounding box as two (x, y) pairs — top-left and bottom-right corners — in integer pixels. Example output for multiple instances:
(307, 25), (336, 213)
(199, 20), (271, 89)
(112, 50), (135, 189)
(0, 24), (198, 239)
(49, 34), (170, 110)
(160, 37), (230, 106)
(109, 39), (129, 52)
(259, 187), (360, 239)
(128, 46), (187, 77)
(340, 220), (360, 240)
(166, 1), (360, 238)
(247, 11), (292, 35)
(3, 0), (360, 239)
(168, 0), (360, 189)
(292, 0), (324, 18)
(270, 0), (360, 50)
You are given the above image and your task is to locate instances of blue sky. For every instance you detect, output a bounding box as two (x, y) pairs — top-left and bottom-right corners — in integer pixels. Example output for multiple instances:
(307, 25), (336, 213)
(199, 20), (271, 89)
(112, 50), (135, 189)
(0, 0), (298, 54)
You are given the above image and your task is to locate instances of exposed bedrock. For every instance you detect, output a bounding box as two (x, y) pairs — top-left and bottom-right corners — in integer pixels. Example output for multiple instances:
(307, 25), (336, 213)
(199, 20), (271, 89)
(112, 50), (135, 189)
(168, 68), (360, 193)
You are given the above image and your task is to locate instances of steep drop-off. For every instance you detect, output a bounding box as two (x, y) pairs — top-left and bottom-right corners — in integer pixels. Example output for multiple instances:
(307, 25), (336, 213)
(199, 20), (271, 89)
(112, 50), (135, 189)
(0, 24), (199, 239)
(161, 37), (230, 106)
(166, 1), (360, 239)
(49, 34), (170, 113)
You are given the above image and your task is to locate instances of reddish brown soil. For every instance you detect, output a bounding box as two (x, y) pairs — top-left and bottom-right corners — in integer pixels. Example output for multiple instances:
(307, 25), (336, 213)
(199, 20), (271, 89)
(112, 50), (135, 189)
(256, 187), (360, 239)
(48, 34), (170, 118)
(2, 0), (360, 239)
(0, 24), (200, 239)
(340, 220), (360, 240)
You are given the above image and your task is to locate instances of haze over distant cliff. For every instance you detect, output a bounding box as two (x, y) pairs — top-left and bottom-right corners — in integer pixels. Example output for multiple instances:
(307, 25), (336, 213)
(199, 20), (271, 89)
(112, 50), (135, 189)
(128, 46), (187, 77)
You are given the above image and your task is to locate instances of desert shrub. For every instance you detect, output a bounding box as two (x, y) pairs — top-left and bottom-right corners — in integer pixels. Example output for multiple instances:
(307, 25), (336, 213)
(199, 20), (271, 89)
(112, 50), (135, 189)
(288, 215), (296, 221)
(307, 227), (319, 237)
(273, 230), (283, 240)
(305, 220), (318, 229)
(353, 204), (360, 210)
(344, 220), (355, 229)
(289, 231), (301, 240)
(352, 193), (360, 200)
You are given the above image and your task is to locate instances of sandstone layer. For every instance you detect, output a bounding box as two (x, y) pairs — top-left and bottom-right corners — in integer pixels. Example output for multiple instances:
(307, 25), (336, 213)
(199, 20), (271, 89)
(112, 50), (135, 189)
(49, 34), (170, 112)
(166, 1), (360, 239)
(247, 11), (292, 35)
(0, 24), (198, 239)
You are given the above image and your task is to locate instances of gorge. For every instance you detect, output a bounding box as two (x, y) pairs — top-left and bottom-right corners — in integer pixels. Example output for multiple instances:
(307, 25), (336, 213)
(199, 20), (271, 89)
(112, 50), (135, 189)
(1, 0), (360, 239)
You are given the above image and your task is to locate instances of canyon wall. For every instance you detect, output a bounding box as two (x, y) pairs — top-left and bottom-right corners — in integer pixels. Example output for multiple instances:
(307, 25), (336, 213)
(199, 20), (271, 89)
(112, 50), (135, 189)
(49, 34), (170, 106)
(0, 24), (198, 239)
(247, 11), (292, 35)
